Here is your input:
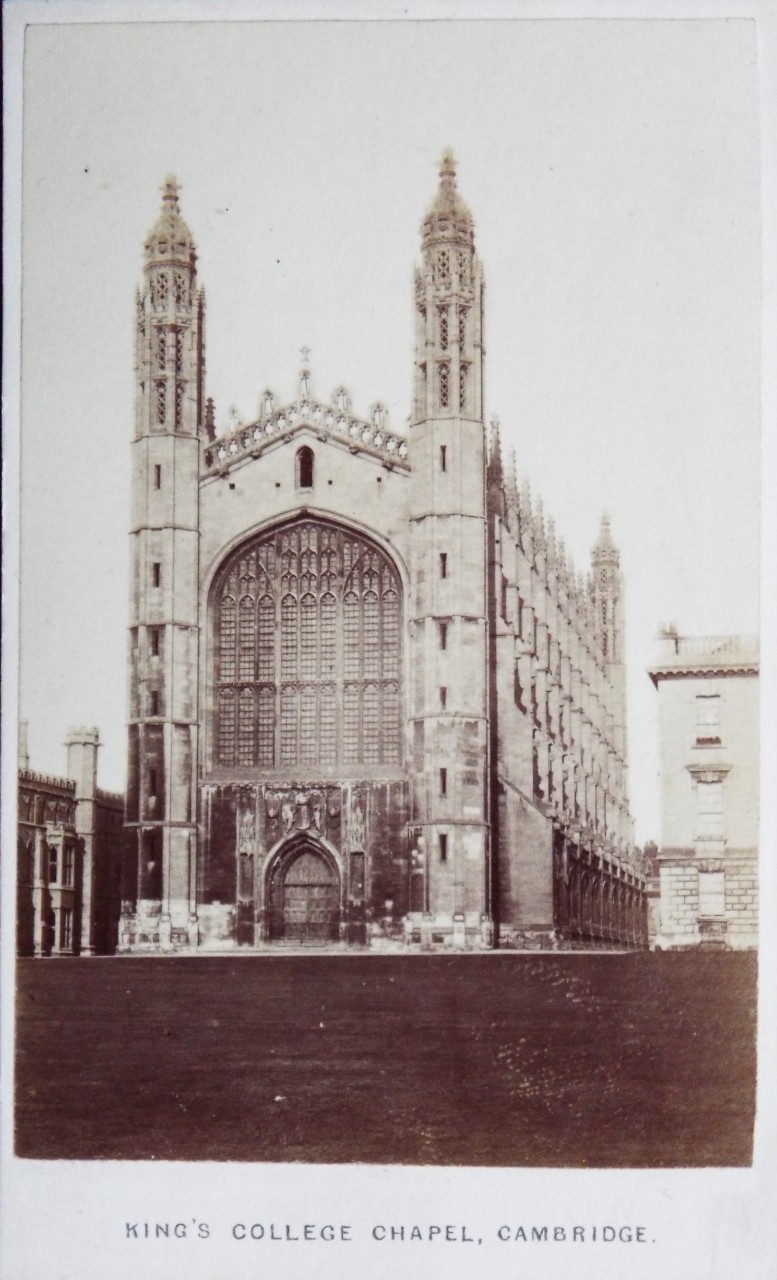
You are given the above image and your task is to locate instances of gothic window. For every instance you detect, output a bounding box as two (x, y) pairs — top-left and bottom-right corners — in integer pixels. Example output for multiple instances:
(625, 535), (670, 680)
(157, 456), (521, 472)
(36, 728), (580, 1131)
(175, 382), (184, 429)
(238, 689), (255, 766)
(238, 597), (255, 680)
(156, 273), (168, 309)
(437, 248), (450, 286)
(456, 250), (469, 285)
(48, 847), (58, 883)
(439, 363), (450, 409)
(63, 847), (74, 887)
(439, 308), (449, 351)
(459, 363), (468, 412)
(175, 331), (184, 373)
(156, 381), (166, 425)
(213, 520), (403, 768)
(257, 687), (274, 766)
(174, 271), (187, 307)
(296, 446), (314, 488)
(220, 598), (236, 680)
(156, 331), (166, 371)
(218, 690), (236, 766)
(458, 307), (467, 348)
(440, 444), (447, 472)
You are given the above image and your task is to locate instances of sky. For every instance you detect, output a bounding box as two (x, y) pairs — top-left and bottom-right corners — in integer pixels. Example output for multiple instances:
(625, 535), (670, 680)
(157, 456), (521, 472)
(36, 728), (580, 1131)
(17, 18), (760, 842)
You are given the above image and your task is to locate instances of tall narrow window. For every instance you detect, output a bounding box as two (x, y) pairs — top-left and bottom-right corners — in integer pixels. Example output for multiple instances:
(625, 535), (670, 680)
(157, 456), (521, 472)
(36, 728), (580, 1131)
(440, 552), (448, 579)
(697, 780), (723, 838)
(149, 768), (158, 798)
(439, 621), (448, 650)
(150, 690), (160, 717)
(440, 767), (448, 796)
(61, 909), (73, 951)
(696, 695), (721, 745)
(154, 464), (162, 490)
(439, 833), (448, 863)
(296, 446), (314, 488)
(238, 689), (255, 766)
(149, 627), (160, 656)
(174, 382), (184, 429)
(459, 363), (468, 412)
(174, 330), (184, 373)
(156, 331), (166, 371)
(155, 381), (166, 425)
(439, 307), (449, 351)
(698, 869), (726, 916)
(152, 562), (161, 588)
(439, 363), (450, 409)
(238, 597), (255, 681)
(63, 847), (74, 887)
(458, 307), (467, 349)
(257, 687), (275, 767)
(440, 444), (447, 472)
(48, 847), (58, 884)
(501, 575), (509, 622)
(440, 686), (448, 709)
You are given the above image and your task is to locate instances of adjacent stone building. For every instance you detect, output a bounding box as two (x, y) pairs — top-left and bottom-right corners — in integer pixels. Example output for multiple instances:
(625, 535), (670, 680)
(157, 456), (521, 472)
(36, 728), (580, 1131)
(648, 630), (759, 950)
(121, 155), (647, 953)
(17, 726), (125, 956)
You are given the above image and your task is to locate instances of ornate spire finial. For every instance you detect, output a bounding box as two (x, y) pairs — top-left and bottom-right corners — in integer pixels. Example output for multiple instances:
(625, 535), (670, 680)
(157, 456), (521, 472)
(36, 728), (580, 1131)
(162, 174), (181, 211)
(145, 173), (195, 263)
(440, 149), (457, 182)
(423, 148), (473, 244)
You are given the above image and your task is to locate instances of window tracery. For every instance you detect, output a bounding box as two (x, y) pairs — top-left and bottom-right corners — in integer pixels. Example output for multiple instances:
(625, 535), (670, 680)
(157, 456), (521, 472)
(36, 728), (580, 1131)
(214, 520), (403, 769)
(439, 363), (450, 409)
(459, 363), (468, 412)
(155, 381), (166, 425)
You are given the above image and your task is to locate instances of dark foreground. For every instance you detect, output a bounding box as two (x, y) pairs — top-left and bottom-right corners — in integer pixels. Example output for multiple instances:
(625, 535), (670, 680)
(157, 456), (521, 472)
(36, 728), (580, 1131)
(15, 951), (756, 1166)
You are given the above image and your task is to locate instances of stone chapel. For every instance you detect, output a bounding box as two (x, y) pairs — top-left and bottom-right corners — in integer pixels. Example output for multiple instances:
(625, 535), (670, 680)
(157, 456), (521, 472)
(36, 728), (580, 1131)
(120, 154), (647, 952)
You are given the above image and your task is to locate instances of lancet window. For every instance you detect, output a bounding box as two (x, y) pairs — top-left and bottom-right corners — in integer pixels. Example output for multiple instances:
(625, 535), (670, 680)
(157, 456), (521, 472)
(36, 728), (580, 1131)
(214, 520), (403, 769)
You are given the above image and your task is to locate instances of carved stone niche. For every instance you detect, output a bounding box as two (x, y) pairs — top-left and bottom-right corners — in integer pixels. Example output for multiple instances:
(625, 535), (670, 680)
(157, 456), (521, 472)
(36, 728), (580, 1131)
(346, 787), (369, 854)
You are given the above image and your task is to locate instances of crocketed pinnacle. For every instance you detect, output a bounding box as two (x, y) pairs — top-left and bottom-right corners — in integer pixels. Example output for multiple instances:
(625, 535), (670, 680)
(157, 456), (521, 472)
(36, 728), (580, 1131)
(421, 149), (474, 248)
(145, 174), (196, 264)
(592, 512), (619, 566)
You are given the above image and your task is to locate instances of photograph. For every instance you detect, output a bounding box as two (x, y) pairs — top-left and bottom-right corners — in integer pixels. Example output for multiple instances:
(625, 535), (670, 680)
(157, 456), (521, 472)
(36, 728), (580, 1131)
(2, 5), (775, 1280)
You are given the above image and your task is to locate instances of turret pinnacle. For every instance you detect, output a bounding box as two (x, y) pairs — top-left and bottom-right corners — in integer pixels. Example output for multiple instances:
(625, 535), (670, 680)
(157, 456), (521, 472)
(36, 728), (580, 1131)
(144, 174), (196, 267)
(592, 512), (620, 567)
(421, 149), (474, 249)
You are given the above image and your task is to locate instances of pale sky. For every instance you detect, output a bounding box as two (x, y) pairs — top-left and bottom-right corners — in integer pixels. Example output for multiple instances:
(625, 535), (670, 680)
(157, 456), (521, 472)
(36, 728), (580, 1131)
(18, 18), (760, 842)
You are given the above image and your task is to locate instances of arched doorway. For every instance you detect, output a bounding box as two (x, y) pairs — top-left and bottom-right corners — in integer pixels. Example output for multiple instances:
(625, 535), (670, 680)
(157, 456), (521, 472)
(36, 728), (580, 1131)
(268, 842), (340, 943)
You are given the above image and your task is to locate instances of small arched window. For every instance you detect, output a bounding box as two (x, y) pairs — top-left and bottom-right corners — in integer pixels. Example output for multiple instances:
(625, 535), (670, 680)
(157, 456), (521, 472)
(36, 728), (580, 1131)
(296, 446), (314, 489)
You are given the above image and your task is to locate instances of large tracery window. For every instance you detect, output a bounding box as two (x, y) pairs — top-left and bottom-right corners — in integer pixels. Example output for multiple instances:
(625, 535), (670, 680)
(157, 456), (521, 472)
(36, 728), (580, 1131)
(214, 520), (403, 769)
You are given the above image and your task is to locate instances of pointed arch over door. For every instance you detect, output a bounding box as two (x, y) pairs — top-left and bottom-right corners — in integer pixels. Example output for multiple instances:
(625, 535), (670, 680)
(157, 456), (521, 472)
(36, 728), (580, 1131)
(267, 839), (341, 943)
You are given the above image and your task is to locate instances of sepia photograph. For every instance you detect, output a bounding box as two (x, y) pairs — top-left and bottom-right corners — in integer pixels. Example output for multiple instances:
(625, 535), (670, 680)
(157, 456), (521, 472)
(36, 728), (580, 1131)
(2, 4), (775, 1279)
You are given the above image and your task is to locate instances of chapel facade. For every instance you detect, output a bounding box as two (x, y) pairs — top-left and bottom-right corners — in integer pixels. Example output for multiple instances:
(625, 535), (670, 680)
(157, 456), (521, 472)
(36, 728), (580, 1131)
(120, 155), (647, 953)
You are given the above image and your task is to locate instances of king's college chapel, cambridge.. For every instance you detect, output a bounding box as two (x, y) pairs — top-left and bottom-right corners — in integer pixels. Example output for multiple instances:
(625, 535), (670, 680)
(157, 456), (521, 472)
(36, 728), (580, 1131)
(121, 154), (648, 953)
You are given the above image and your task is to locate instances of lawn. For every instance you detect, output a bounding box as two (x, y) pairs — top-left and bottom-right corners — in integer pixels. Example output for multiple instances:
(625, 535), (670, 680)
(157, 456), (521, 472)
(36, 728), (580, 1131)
(14, 951), (756, 1166)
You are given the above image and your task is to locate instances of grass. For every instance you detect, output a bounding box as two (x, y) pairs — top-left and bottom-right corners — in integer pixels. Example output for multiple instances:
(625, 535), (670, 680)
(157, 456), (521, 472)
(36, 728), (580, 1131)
(14, 951), (756, 1166)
